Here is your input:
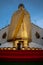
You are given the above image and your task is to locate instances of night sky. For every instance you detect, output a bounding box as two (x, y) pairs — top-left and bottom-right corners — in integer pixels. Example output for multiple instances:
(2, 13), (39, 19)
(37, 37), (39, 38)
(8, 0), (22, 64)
(0, 0), (43, 29)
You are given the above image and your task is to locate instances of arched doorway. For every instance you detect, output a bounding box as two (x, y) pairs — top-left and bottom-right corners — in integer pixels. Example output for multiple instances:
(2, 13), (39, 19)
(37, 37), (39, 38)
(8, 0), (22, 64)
(17, 41), (24, 50)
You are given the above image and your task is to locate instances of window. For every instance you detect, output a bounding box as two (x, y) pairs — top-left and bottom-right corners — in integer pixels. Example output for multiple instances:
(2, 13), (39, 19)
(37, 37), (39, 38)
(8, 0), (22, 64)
(2, 32), (7, 39)
(41, 37), (43, 39)
(0, 43), (1, 46)
(35, 32), (40, 39)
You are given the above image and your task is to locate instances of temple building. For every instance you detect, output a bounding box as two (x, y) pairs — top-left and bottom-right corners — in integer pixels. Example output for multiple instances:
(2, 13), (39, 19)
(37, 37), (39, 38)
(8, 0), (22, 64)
(0, 4), (43, 50)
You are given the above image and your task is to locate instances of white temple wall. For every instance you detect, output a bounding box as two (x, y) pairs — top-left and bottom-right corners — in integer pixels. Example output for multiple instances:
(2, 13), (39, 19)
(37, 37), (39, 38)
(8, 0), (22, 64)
(0, 26), (9, 44)
(32, 23), (43, 45)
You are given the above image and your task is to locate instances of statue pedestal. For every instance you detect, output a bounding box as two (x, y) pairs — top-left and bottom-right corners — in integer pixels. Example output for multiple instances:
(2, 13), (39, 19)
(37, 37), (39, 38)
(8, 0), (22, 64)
(0, 50), (43, 61)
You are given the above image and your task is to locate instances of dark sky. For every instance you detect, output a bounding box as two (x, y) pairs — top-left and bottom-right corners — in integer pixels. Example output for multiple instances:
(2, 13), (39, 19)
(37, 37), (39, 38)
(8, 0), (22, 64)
(0, 0), (43, 29)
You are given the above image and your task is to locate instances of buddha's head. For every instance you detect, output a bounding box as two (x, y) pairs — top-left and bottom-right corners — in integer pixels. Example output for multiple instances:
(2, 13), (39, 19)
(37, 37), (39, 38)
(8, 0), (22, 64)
(18, 4), (24, 10)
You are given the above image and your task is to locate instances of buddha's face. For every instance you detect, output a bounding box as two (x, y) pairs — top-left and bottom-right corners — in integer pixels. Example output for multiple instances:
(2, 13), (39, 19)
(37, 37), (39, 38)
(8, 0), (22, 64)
(19, 6), (24, 10)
